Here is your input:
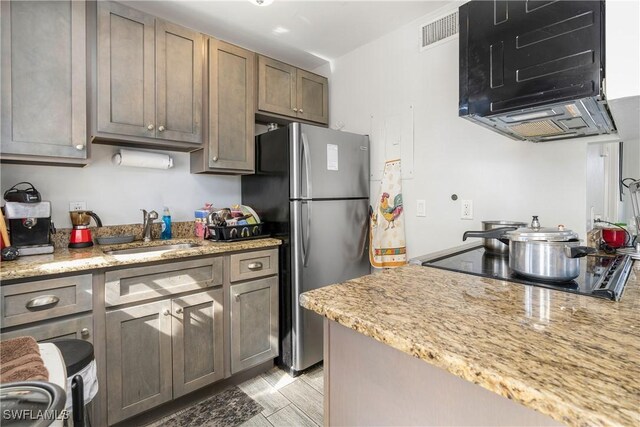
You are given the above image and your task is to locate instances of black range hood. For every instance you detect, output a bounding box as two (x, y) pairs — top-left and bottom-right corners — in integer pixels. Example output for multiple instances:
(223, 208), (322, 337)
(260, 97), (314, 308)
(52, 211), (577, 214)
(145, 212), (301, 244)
(459, 0), (616, 142)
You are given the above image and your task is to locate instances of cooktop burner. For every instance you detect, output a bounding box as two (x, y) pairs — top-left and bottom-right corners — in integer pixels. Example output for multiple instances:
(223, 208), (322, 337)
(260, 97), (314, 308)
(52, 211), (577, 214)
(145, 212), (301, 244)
(418, 246), (633, 301)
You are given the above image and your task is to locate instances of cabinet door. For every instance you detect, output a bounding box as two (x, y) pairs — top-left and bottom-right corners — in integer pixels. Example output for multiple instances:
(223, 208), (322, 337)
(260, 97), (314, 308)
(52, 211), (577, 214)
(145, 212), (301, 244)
(106, 300), (172, 424)
(297, 69), (329, 124)
(257, 55), (297, 118)
(171, 289), (224, 398)
(230, 276), (279, 374)
(208, 39), (255, 171)
(0, 0), (87, 161)
(155, 20), (203, 144)
(97, 1), (155, 138)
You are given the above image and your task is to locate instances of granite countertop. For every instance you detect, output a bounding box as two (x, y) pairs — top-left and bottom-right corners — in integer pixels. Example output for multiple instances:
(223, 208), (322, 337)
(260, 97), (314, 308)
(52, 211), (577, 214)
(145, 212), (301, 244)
(300, 263), (640, 427)
(0, 238), (282, 282)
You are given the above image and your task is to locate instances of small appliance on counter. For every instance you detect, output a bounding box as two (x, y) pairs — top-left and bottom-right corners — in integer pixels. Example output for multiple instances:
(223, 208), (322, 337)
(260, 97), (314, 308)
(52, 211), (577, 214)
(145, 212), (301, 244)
(69, 211), (102, 248)
(3, 201), (55, 256)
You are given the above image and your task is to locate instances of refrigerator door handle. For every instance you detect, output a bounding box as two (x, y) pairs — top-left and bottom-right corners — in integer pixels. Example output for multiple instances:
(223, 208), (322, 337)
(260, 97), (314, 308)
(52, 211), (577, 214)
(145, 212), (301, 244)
(302, 201), (312, 267)
(302, 133), (313, 200)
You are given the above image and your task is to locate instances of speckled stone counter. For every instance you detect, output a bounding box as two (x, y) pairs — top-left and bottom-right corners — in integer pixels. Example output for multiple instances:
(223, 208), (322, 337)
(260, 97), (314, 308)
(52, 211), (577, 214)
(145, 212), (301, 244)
(300, 263), (640, 427)
(0, 238), (282, 282)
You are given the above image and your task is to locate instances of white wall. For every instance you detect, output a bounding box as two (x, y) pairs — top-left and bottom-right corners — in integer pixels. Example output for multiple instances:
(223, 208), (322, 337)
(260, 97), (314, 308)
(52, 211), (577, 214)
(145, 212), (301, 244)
(605, 0), (640, 228)
(0, 145), (240, 228)
(316, 3), (625, 258)
(605, 0), (640, 100)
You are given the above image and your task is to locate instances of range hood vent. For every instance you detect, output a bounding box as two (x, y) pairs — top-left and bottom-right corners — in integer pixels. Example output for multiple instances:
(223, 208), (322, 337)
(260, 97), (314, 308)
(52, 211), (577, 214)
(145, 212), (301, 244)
(420, 11), (458, 50)
(458, 0), (616, 142)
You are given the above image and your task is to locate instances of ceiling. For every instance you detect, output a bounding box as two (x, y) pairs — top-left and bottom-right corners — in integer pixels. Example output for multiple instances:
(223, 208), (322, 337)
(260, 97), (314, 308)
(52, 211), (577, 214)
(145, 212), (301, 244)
(122, 1), (450, 70)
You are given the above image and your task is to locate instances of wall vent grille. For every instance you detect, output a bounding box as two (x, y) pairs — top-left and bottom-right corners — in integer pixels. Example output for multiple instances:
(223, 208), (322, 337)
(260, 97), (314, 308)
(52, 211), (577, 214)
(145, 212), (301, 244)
(420, 11), (459, 50)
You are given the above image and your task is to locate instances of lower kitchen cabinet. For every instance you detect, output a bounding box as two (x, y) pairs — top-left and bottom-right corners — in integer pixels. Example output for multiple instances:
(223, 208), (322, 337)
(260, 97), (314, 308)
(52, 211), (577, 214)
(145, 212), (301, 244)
(171, 290), (224, 398)
(230, 276), (279, 374)
(0, 315), (93, 343)
(106, 299), (173, 424)
(106, 289), (224, 424)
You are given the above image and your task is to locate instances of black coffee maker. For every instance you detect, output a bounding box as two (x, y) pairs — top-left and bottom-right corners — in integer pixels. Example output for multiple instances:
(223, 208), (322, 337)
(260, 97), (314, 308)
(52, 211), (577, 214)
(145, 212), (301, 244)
(3, 182), (55, 255)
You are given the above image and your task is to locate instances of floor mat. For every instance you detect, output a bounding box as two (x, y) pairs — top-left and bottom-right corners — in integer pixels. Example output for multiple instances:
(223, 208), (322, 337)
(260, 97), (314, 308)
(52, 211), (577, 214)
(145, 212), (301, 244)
(146, 386), (263, 427)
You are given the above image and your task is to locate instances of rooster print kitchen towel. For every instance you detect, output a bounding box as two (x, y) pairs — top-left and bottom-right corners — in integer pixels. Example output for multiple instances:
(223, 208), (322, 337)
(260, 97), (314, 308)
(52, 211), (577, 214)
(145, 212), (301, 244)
(370, 159), (407, 268)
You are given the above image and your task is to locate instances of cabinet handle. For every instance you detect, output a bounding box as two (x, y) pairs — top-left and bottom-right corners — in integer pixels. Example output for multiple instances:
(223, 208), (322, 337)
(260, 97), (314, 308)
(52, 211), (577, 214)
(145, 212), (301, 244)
(162, 309), (171, 316)
(147, 124), (154, 131)
(80, 328), (90, 337)
(158, 125), (165, 132)
(299, 109), (304, 114)
(234, 294), (240, 302)
(75, 144), (85, 151)
(247, 262), (263, 271)
(25, 295), (60, 311)
(175, 307), (183, 314)
(293, 108), (298, 112)
(212, 156), (218, 162)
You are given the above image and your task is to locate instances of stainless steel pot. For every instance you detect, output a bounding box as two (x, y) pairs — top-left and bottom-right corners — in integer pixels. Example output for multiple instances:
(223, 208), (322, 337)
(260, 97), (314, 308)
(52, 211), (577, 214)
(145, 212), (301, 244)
(480, 220), (527, 254)
(508, 239), (592, 281)
(463, 217), (596, 281)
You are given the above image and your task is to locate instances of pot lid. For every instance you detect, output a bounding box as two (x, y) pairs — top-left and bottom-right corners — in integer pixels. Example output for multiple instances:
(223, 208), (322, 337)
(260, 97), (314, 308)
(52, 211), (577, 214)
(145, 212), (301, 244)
(506, 225), (579, 242)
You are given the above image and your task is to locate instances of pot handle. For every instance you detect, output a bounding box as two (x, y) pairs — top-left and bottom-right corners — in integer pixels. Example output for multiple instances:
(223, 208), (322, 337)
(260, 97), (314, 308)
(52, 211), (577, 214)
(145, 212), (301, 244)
(564, 246), (597, 259)
(88, 212), (103, 228)
(462, 226), (517, 242)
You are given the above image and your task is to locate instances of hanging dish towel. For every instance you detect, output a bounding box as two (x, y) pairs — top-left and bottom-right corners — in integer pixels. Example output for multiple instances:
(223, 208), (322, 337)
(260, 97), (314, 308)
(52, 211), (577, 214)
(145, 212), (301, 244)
(370, 159), (407, 268)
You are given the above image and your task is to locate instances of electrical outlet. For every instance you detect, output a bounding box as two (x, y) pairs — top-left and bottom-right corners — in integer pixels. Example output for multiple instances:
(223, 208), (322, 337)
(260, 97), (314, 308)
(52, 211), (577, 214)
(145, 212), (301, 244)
(461, 199), (473, 220)
(416, 200), (426, 217)
(69, 201), (86, 211)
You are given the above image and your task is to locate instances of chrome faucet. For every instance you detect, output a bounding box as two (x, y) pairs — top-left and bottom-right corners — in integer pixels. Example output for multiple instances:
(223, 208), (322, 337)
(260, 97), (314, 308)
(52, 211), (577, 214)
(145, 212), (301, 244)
(142, 209), (159, 242)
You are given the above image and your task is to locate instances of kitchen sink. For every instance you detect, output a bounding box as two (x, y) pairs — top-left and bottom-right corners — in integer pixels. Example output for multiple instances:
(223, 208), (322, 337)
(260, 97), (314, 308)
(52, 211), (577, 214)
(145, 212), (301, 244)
(104, 243), (200, 257)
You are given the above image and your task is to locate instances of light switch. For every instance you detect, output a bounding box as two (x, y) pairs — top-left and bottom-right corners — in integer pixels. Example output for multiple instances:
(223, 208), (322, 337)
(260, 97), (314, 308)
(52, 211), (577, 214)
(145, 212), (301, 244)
(416, 200), (426, 217)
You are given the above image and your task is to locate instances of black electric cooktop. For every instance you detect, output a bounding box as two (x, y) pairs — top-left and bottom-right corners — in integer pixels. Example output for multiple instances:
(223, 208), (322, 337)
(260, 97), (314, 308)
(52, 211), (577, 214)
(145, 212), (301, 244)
(421, 247), (633, 301)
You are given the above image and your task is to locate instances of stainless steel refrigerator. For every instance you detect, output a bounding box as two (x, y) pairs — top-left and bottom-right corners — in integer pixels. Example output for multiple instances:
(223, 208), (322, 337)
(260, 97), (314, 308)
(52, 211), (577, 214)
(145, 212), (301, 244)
(242, 123), (370, 375)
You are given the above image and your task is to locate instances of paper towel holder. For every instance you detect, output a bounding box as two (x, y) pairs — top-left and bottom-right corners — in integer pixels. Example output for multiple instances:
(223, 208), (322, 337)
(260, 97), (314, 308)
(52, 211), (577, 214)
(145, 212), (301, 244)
(112, 148), (174, 170)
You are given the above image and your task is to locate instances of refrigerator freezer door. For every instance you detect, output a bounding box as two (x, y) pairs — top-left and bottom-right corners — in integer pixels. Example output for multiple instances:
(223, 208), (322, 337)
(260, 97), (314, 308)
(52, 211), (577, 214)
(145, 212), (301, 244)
(290, 123), (369, 200)
(291, 199), (370, 371)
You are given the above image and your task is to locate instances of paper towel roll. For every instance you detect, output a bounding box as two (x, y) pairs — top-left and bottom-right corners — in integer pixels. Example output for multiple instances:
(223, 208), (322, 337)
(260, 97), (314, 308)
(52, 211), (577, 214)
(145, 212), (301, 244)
(112, 149), (174, 169)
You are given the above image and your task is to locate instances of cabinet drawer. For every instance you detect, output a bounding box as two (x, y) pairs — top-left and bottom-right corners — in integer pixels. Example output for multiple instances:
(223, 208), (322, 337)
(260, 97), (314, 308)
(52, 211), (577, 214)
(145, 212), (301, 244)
(105, 257), (223, 306)
(1, 315), (93, 343)
(230, 249), (278, 282)
(1, 274), (93, 328)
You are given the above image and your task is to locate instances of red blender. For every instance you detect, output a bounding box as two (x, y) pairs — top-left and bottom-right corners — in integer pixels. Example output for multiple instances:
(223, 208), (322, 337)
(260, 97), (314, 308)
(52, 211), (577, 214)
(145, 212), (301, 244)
(69, 211), (102, 248)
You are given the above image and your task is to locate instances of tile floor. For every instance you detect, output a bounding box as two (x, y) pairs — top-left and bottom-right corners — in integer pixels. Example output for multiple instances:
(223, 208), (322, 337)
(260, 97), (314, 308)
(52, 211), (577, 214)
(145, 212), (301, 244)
(238, 364), (324, 427)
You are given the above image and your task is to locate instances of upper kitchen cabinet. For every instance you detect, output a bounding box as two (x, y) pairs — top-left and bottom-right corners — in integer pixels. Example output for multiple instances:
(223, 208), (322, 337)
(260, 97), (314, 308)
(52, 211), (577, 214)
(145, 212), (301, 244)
(191, 38), (255, 174)
(0, 0), (87, 166)
(257, 55), (329, 125)
(93, 1), (203, 151)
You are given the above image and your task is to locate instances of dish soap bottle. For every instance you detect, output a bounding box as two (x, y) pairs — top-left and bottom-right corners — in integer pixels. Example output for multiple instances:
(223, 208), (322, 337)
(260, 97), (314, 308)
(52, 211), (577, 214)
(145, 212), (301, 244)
(161, 207), (172, 240)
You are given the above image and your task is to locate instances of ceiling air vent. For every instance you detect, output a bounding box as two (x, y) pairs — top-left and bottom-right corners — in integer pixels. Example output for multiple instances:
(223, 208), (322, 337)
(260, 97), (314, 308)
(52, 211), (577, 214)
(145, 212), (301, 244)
(420, 11), (459, 51)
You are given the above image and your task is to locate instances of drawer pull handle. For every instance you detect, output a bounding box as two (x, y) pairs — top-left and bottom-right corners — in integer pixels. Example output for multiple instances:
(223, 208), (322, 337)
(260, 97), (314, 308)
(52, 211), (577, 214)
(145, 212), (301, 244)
(175, 308), (183, 314)
(25, 295), (60, 311)
(247, 262), (263, 271)
(81, 328), (90, 337)
(234, 293), (240, 302)
(162, 309), (171, 316)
